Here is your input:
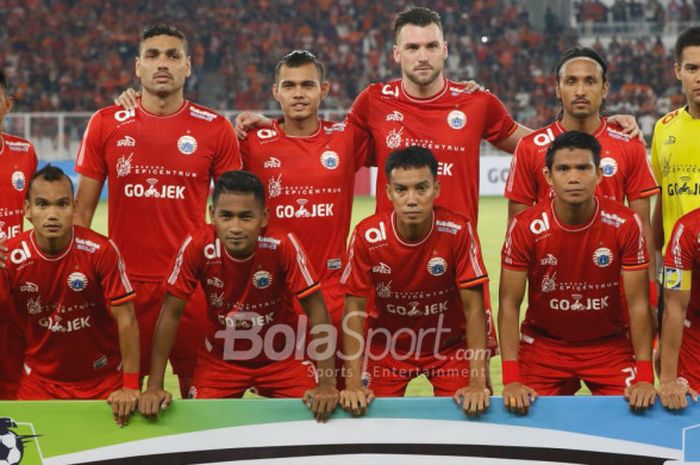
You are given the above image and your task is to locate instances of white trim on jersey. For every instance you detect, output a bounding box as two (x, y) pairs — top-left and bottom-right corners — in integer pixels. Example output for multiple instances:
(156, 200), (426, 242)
(466, 222), (484, 277)
(287, 233), (315, 287)
(109, 239), (133, 294)
(503, 218), (518, 265)
(505, 138), (523, 194)
(671, 223), (686, 269)
(340, 232), (357, 285)
(391, 211), (435, 247)
(29, 228), (75, 262)
(167, 235), (193, 286)
(633, 214), (646, 265)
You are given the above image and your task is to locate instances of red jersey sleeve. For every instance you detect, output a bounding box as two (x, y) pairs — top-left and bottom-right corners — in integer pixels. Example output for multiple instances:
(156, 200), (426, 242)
(75, 111), (108, 182)
(481, 93), (517, 145)
(623, 142), (660, 201)
(455, 221), (489, 289)
(349, 123), (373, 171)
(346, 86), (371, 133)
(282, 232), (321, 299)
(239, 133), (251, 169)
(165, 234), (204, 301)
(620, 213), (649, 270)
(501, 216), (532, 271)
(96, 239), (136, 306)
(665, 218), (698, 271)
(211, 118), (242, 179)
(340, 228), (373, 297)
(504, 139), (538, 205)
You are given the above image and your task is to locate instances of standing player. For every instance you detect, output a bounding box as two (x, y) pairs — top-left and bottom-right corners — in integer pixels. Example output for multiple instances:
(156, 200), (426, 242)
(499, 132), (655, 413)
(339, 147), (490, 416)
(658, 210), (700, 409)
(139, 171), (338, 421)
(74, 24), (241, 397)
(0, 69), (38, 399)
(0, 165), (139, 426)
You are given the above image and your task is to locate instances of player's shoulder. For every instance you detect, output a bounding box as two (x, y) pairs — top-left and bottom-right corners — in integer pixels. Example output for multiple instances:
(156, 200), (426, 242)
(517, 122), (560, 152)
(363, 79), (402, 99)
(320, 119), (349, 135)
(654, 107), (686, 131)
(443, 79), (501, 103)
(1, 132), (35, 154)
(72, 226), (113, 254)
(186, 224), (217, 247)
(597, 197), (639, 227)
(434, 207), (474, 235)
(186, 101), (228, 124)
(3, 229), (32, 250)
(257, 225), (294, 252)
(676, 207), (700, 232)
(601, 120), (637, 145)
(510, 200), (550, 233)
(245, 120), (284, 144)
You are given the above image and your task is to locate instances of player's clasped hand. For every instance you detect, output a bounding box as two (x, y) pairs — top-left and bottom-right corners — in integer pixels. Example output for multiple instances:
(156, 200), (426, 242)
(624, 382), (656, 411)
(233, 111), (273, 139)
(107, 388), (140, 427)
(453, 385), (491, 416)
(303, 385), (339, 423)
(339, 386), (375, 417)
(113, 88), (140, 111)
(502, 382), (538, 415)
(138, 387), (173, 418)
(658, 380), (699, 410)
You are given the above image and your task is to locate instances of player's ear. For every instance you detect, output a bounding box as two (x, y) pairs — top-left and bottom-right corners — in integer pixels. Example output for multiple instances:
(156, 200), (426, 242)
(443, 41), (448, 61)
(674, 62), (682, 80)
(185, 55), (192, 78)
(23, 198), (31, 221)
(543, 167), (553, 187)
(261, 207), (269, 228)
(2, 95), (14, 114)
(208, 204), (215, 222)
(602, 79), (609, 98)
(272, 83), (280, 103)
(434, 179), (441, 198)
(595, 166), (603, 185)
(385, 182), (392, 201)
(135, 57), (142, 80)
(320, 81), (330, 100)
(392, 44), (400, 65)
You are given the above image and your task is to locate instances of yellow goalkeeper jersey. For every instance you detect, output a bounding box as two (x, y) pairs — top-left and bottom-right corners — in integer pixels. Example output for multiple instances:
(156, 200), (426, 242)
(651, 106), (700, 253)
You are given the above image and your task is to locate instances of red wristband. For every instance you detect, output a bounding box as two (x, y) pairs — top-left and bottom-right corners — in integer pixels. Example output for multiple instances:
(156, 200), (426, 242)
(122, 372), (140, 390)
(634, 361), (654, 384)
(502, 360), (521, 385)
(649, 280), (659, 308)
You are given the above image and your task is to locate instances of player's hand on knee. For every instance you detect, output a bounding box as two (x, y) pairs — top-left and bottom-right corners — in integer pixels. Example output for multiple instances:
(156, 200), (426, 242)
(453, 384), (491, 416)
(502, 382), (537, 415)
(339, 387), (375, 417)
(234, 112), (273, 139)
(607, 114), (644, 144)
(113, 88), (141, 110)
(138, 387), (173, 418)
(303, 385), (340, 423)
(107, 388), (141, 427)
(459, 80), (489, 94)
(658, 379), (698, 410)
(624, 382), (656, 411)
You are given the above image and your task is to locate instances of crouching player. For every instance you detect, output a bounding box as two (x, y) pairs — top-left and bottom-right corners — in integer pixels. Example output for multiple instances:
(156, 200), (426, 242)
(0, 165), (139, 426)
(139, 170), (338, 421)
(499, 131), (655, 413)
(658, 210), (700, 409)
(339, 147), (490, 416)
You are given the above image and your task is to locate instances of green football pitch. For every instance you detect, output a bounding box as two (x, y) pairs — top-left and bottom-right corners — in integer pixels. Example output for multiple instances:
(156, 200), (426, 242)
(90, 196), (511, 397)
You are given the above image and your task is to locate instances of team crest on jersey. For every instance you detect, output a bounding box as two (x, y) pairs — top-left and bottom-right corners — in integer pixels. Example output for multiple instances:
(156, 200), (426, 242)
(67, 272), (88, 292)
(177, 135), (198, 155)
(116, 153), (133, 177)
(592, 247), (613, 268)
(386, 127), (403, 149)
(11, 171), (26, 191)
(264, 157), (281, 169)
(252, 270), (273, 289)
(320, 151), (339, 170)
(600, 157), (618, 177)
(427, 257), (447, 276)
(447, 110), (467, 130)
(385, 111), (404, 122)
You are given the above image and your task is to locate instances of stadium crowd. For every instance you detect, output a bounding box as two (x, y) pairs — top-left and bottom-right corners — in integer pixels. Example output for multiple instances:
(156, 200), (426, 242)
(0, 0), (687, 133)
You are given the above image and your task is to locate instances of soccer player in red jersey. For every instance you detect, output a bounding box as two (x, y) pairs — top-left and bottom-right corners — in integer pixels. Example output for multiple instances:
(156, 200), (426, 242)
(340, 147), (490, 416)
(658, 211), (700, 409)
(499, 131), (655, 413)
(240, 50), (369, 325)
(0, 70), (38, 399)
(0, 165), (139, 425)
(504, 47), (659, 295)
(74, 24), (241, 397)
(139, 171), (338, 421)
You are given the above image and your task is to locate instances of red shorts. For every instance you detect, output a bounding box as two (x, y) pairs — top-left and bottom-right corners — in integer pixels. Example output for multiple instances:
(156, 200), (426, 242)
(679, 321), (700, 390)
(0, 318), (24, 399)
(189, 348), (316, 399)
(133, 281), (208, 377)
(519, 333), (635, 395)
(364, 344), (472, 397)
(17, 369), (122, 400)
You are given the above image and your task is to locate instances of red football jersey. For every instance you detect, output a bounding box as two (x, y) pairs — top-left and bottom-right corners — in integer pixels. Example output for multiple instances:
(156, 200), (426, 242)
(505, 119), (659, 206)
(502, 197), (648, 342)
(0, 226), (135, 382)
(75, 101), (241, 281)
(165, 225), (320, 366)
(341, 206), (489, 356)
(347, 79), (516, 221)
(664, 208), (700, 322)
(240, 119), (369, 282)
(0, 133), (38, 240)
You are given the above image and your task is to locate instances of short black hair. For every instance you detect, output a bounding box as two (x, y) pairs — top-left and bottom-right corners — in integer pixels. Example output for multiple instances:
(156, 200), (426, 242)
(545, 131), (601, 171)
(274, 50), (326, 83)
(26, 164), (74, 200)
(0, 69), (9, 93)
(555, 47), (608, 83)
(385, 146), (438, 179)
(392, 7), (443, 40)
(213, 170), (265, 206)
(140, 23), (188, 54)
(675, 27), (700, 62)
